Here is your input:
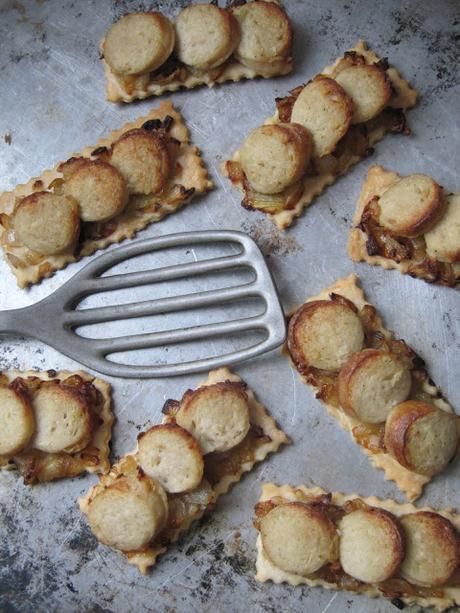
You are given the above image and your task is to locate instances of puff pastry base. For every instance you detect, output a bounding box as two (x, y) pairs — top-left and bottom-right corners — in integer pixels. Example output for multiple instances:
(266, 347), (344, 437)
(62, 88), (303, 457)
(287, 274), (456, 501)
(255, 483), (460, 611)
(349, 165), (460, 287)
(0, 369), (113, 483)
(79, 367), (288, 574)
(223, 40), (418, 229)
(0, 100), (212, 288)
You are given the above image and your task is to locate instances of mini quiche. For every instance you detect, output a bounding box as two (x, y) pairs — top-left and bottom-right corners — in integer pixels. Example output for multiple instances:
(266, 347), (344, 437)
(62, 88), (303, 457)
(101, 1), (293, 103)
(0, 369), (112, 484)
(286, 274), (459, 501)
(79, 367), (288, 574)
(223, 40), (417, 229)
(0, 100), (212, 288)
(254, 484), (460, 611)
(349, 165), (460, 287)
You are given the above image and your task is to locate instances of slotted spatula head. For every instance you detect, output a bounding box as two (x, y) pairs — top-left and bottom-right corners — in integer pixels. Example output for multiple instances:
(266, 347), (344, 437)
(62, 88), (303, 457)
(0, 231), (286, 378)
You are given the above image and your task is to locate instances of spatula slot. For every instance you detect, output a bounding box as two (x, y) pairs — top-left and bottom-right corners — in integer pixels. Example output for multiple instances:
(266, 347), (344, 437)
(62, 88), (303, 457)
(75, 296), (266, 340)
(73, 266), (256, 311)
(104, 329), (268, 368)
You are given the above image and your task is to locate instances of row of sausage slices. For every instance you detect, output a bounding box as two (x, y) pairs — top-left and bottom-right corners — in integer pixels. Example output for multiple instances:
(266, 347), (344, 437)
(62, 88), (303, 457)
(11, 124), (175, 257)
(0, 379), (95, 457)
(259, 499), (460, 587)
(238, 58), (394, 195)
(288, 297), (459, 476)
(86, 381), (252, 552)
(103, 2), (292, 79)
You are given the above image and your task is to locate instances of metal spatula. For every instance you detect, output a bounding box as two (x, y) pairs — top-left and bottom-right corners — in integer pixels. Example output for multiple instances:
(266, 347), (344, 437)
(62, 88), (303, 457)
(0, 231), (286, 378)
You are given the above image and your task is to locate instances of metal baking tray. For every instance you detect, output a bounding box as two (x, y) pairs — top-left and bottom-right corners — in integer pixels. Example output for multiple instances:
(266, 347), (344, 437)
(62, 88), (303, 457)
(0, 1), (458, 611)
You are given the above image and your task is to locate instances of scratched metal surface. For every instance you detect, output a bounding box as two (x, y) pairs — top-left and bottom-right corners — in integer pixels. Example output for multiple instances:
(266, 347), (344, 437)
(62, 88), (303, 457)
(0, 0), (459, 611)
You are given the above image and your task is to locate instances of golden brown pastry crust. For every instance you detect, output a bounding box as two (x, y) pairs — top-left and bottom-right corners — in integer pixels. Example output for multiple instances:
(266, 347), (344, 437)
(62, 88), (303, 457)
(0, 369), (112, 483)
(285, 274), (458, 501)
(0, 101), (212, 288)
(349, 165), (460, 287)
(102, 1), (293, 103)
(254, 483), (460, 611)
(223, 40), (417, 229)
(79, 367), (288, 574)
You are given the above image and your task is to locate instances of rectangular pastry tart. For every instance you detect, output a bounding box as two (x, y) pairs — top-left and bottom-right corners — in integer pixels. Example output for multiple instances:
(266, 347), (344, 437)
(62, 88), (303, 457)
(0, 369), (113, 484)
(0, 100), (212, 288)
(223, 40), (417, 229)
(286, 274), (459, 501)
(349, 165), (460, 287)
(254, 483), (460, 611)
(79, 367), (288, 574)
(101, 2), (293, 103)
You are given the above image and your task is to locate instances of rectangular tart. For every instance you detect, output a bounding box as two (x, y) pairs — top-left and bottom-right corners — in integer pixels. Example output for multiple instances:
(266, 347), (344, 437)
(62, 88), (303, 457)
(79, 367), (289, 574)
(223, 40), (417, 229)
(286, 274), (459, 501)
(254, 483), (460, 611)
(0, 369), (113, 484)
(0, 100), (212, 288)
(102, 2), (293, 103)
(349, 165), (460, 287)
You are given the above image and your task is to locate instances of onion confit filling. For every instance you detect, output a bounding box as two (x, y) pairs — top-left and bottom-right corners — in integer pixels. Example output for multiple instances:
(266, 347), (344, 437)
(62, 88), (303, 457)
(358, 196), (459, 287)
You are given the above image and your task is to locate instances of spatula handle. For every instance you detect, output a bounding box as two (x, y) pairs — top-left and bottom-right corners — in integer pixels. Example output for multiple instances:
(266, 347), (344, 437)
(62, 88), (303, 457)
(0, 306), (28, 336)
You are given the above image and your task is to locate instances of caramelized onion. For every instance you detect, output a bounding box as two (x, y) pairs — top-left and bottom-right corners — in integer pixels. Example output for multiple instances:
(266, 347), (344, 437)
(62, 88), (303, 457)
(204, 425), (271, 486)
(159, 480), (215, 543)
(275, 84), (305, 122)
(7, 253), (27, 269)
(358, 198), (458, 287)
(352, 422), (386, 453)
(379, 577), (444, 599)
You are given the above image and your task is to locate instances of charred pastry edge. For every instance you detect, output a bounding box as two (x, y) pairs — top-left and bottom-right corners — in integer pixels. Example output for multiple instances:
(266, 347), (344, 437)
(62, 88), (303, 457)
(348, 165), (460, 288)
(285, 273), (457, 501)
(78, 366), (289, 574)
(222, 40), (418, 230)
(101, 1), (293, 103)
(0, 369), (113, 482)
(0, 100), (213, 288)
(254, 483), (460, 611)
